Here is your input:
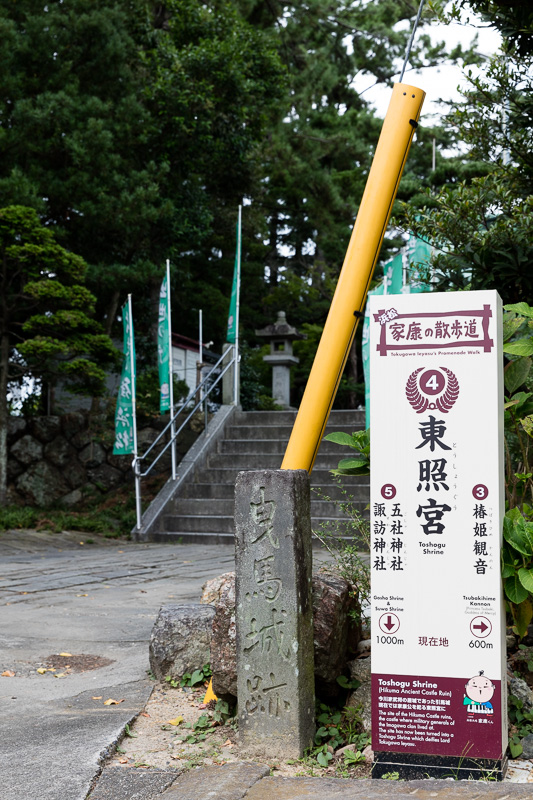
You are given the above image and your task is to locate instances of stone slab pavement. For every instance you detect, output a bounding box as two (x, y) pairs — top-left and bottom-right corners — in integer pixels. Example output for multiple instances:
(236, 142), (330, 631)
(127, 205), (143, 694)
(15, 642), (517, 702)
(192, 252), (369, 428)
(0, 530), (235, 800)
(97, 761), (533, 800)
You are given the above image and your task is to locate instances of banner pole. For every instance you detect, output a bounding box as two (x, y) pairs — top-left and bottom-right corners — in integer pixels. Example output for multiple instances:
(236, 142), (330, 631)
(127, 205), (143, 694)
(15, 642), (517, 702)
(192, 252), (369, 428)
(234, 204), (242, 405)
(126, 294), (141, 529)
(167, 260), (177, 480)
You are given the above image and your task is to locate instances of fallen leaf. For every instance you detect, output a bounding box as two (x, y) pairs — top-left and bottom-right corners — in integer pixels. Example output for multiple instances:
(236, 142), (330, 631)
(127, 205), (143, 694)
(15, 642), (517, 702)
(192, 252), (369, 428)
(54, 673), (66, 678)
(141, 712), (150, 718)
(222, 739), (234, 748)
(118, 758), (128, 764)
(167, 716), (184, 726)
(79, 542), (84, 545)
(1, 670), (15, 677)
(104, 698), (124, 705)
(36, 668), (47, 674)
(170, 754), (181, 760)
(59, 652), (72, 657)
(92, 696), (103, 700)
(76, 594), (88, 597)
(118, 550), (124, 553)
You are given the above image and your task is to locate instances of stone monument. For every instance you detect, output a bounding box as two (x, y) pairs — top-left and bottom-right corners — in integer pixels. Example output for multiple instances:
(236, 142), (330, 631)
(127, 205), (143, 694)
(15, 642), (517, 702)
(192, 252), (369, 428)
(235, 469), (315, 758)
(255, 312), (305, 409)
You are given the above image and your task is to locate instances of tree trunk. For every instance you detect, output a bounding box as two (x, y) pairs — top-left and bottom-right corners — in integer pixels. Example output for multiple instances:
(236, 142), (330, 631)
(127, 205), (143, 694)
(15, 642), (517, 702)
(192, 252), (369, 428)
(268, 213), (279, 287)
(104, 290), (121, 337)
(0, 330), (10, 505)
(345, 338), (359, 410)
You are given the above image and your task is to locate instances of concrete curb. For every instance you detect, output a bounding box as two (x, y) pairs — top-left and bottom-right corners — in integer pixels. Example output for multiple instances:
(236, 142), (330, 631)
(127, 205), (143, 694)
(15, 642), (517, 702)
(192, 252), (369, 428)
(156, 765), (533, 800)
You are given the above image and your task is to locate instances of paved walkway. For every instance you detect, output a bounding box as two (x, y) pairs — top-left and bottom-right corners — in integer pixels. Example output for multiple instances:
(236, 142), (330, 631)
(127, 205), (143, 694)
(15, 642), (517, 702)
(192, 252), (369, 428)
(0, 530), (234, 800)
(1, 531), (531, 800)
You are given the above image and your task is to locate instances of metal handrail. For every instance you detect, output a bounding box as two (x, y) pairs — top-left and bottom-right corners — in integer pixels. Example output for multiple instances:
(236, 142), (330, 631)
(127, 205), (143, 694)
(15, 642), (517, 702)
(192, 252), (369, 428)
(133, 347), (236, 530)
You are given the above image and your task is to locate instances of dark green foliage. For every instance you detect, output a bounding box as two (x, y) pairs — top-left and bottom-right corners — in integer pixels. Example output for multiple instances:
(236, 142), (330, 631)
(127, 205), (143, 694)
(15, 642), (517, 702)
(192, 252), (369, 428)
(398, 46), (533, 305)
(0, 206), (118, 396)
(460, 1), (533, 55)
(0, 0), (286, 351)
(0, 205), (118, 502)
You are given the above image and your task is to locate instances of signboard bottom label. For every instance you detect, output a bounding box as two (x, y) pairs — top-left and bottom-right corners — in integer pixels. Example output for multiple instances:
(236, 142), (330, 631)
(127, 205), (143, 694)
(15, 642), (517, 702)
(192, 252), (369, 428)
(372, 672), (503, 760)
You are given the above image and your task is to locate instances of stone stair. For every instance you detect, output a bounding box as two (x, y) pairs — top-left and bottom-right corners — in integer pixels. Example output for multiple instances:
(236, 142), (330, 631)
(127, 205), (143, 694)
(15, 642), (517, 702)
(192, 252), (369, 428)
(153, 409), (369, 544)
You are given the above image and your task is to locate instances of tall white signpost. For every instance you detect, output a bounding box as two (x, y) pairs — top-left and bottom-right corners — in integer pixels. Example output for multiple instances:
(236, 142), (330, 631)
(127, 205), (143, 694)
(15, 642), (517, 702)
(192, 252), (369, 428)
(369, 290), (507, 780)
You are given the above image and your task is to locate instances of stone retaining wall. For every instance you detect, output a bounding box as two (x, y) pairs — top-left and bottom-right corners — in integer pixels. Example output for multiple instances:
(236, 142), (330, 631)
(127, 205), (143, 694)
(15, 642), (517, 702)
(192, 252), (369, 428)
(6, 412), (201, 507)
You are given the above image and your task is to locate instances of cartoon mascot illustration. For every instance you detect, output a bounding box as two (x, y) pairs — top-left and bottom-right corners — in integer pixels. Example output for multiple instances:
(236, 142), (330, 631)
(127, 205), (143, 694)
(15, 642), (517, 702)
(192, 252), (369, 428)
(463, 671), (495, 715)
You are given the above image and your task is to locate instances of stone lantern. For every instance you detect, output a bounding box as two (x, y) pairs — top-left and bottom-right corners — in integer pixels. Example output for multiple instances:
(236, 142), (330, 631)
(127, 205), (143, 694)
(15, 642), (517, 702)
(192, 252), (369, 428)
(256, 311), (306, 409)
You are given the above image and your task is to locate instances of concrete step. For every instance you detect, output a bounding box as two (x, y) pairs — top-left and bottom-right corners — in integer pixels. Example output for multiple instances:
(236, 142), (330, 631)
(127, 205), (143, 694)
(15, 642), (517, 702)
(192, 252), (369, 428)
(162, 514), (362, 535)
(310, 499), (369, 516)
(204, 452), (367, 472)
(207, 453), (283, 470)
(218, 437), (363, 456)
(175, 498), (235, 515)
(223, 426), (294, 442)
(224, 422), (364, 441)
(179, 479), (369, 503)
(218, 438), (287, 455)
(181, 483), (235, 499)
(191, 466), (370, 487)
(233, 409), (365, 426)
(168, 498), (366, 533)
(150, 530), (351, 546)
(311, 484), (370, 504)
(169, 497), (367, 522)
(150, 530), (235, 545)
(163, 514), (234, 533)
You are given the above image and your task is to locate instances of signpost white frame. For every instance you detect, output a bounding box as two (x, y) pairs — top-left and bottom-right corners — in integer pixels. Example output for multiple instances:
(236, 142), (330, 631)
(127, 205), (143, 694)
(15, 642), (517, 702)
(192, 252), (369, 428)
(369, 289), (507, 780)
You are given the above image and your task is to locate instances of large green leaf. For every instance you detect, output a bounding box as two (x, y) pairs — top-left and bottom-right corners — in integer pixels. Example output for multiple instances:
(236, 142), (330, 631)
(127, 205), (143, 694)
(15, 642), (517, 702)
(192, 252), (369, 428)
(505, 357), (531, 394)
(520, 415), (533, 438)
(507, 391), (533, 410)
(505, 575), (529, 605)
(324, 431), (358, 449)
(503, 513), (533, 556)
(504, 302), (533, 319)
(337, 457), (369, 470)
(518, 567), (533, 594)
(501, 542), (517, 578)
(510, 598), (533, 640)
(503, 339), (533, 357)
(503, 314), (526, 342)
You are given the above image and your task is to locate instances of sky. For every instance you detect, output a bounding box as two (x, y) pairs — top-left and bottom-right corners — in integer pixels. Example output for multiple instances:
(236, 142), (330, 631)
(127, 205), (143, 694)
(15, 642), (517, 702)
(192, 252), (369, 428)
(365, 15), (502, 122)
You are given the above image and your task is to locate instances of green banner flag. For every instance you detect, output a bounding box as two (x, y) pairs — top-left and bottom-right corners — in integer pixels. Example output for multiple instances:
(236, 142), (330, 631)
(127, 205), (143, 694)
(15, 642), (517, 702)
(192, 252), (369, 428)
(158, 271), (171, 413)
(226, 214), (241, 344)
(383, 251), (404, 294)
(362, 235), (433, 427)
(113, 298), (136, 455)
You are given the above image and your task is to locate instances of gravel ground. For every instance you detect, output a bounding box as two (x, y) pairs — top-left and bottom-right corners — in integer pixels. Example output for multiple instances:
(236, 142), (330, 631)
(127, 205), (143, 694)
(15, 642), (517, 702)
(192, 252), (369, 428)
(107, 681), (373, 780)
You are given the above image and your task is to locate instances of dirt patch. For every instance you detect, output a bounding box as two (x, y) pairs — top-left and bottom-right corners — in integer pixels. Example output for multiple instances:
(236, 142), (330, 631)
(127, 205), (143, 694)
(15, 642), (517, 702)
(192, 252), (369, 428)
(44, 653), (115, 673)
(108, 682), (373, 780)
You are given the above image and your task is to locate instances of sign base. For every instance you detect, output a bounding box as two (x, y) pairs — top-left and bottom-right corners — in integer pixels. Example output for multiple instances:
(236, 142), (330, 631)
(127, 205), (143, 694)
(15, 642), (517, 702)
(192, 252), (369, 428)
(372, 751), (508, 781)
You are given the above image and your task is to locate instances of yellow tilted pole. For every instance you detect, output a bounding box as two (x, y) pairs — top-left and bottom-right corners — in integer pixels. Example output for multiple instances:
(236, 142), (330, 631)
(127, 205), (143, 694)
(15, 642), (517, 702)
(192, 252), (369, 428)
(281, 83), (425, 473)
